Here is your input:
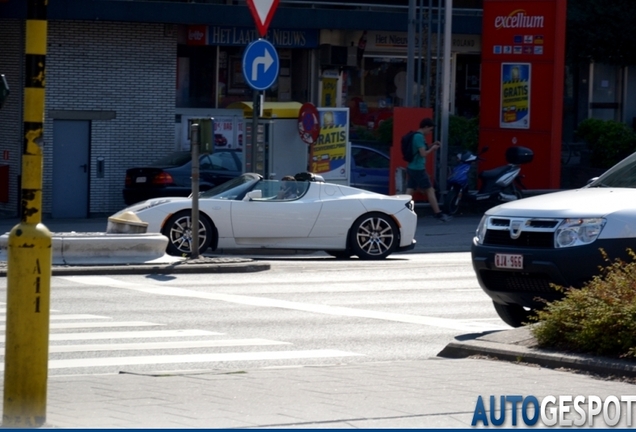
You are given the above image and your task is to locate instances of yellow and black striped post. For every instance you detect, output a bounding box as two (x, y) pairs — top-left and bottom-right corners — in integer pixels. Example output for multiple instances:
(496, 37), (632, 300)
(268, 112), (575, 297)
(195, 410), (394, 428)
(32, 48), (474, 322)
(3, 0), (52, 427)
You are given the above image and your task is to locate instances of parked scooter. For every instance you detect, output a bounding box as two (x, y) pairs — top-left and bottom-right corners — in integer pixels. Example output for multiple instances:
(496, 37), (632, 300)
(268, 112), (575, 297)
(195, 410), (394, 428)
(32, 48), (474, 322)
(444, 146), (533, 215)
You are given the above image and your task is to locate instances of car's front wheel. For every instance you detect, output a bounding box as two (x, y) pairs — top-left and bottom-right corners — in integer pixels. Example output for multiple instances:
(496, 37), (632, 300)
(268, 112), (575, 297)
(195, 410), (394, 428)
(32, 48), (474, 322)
(350, 212), (398, 260)
(163, 211), (213, 257)
(492, 301), (533, 327)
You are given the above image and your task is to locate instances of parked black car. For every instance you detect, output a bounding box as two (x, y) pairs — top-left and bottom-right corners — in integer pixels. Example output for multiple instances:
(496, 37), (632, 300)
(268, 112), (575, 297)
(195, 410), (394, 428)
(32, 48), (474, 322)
(123, 149), (243, 205)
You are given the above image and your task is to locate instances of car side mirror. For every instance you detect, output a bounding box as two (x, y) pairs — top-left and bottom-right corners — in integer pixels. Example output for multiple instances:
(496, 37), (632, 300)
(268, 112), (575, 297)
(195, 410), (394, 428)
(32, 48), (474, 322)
(243, 190), (262, 201)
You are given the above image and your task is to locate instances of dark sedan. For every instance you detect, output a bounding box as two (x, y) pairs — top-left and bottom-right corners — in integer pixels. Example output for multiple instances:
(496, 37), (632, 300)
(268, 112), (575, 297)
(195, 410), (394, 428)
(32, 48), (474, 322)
(123, 149), (243, 205)
(350, 144), (390, 195)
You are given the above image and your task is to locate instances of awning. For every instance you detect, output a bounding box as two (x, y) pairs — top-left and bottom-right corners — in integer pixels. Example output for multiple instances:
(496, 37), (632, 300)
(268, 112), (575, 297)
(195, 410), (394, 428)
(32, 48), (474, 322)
(227, 101), (302, 119)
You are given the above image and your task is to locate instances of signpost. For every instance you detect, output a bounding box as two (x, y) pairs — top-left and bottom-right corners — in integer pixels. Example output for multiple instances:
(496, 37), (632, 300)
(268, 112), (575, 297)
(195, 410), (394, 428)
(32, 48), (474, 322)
(244, 0), (280, 178)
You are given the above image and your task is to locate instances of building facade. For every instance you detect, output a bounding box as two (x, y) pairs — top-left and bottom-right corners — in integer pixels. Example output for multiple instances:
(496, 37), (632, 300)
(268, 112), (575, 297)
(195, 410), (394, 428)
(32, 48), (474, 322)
(1, 0), (482, 217)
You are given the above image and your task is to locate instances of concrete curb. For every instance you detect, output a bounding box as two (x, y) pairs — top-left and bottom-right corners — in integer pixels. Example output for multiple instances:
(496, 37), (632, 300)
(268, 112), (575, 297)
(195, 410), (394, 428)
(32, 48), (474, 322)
(438, 339), (636, 378)
(0, 259), (271, 277)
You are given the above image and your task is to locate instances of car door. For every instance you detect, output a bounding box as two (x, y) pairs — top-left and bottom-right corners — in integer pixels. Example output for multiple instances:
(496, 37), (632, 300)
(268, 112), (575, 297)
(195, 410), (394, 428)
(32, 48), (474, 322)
(230, 180), (322, 240)
(350, 146), (390, 194)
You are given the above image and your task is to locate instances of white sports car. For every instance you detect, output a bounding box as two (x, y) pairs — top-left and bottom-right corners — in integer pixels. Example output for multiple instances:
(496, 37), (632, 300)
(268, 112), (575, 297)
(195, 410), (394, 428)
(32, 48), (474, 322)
(110, 172), (417, 259)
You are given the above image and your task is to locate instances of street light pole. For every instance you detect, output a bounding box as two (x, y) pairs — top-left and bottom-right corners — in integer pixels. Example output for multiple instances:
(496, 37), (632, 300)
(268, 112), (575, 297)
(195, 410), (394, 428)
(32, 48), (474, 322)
(439, 0), (453, 196)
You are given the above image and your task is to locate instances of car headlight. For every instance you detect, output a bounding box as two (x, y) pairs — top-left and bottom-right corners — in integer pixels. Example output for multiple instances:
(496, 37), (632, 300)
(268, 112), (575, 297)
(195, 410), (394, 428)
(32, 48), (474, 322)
(133, 199), (170, 213)
(475, 215), (488, 244)
(555, 218), (605, 248)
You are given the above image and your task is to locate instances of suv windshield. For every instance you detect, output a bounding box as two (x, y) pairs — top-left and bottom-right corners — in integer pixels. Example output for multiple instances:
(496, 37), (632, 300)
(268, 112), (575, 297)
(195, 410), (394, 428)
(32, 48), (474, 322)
(588, 151), (636, 188)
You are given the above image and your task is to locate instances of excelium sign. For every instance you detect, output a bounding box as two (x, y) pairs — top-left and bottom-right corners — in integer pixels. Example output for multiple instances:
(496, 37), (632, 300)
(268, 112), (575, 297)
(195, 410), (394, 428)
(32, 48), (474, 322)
(472, 395), (636, 427)
(495, 9), (544, 29)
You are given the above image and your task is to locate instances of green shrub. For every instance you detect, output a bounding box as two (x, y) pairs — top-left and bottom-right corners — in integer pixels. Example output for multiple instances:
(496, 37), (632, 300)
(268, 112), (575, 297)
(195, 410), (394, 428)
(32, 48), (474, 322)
(531, 249), (636, 359)
(376, 116), (393, 144)
(448, 115), (479, 153)
(575, 118), (636, 168)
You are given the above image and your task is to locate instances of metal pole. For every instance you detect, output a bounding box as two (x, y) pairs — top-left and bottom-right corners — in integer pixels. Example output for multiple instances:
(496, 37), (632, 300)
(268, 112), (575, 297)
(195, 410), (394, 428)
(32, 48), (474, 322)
(190, 123), (200, 259)
(405, 0), (416, 106)
(439, 0), (453, 196)
(425, 0), (433, 108)
(4, 0), (51, 427)
(415, 0), (423, 106)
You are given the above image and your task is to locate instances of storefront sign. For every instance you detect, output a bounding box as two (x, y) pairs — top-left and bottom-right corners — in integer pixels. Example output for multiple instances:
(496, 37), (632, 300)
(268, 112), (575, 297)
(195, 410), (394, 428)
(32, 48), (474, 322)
(364, 31), (481, 54)
(480, 0), (566, 190)
(188, 26), (319, 48)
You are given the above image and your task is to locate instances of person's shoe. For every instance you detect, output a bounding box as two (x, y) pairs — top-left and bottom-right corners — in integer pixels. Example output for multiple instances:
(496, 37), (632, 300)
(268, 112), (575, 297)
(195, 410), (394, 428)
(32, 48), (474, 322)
(434, 212), (452, 222)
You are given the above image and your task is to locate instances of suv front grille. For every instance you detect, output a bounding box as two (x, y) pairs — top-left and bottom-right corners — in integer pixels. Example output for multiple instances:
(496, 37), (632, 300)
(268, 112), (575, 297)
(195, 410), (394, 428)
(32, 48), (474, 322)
(482, 217), (560, 249)
(484, 230), (554, 248)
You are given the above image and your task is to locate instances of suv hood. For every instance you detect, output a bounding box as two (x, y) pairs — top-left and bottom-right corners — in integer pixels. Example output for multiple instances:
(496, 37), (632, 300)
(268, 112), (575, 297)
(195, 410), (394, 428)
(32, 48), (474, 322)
(487, 188), (636, 218)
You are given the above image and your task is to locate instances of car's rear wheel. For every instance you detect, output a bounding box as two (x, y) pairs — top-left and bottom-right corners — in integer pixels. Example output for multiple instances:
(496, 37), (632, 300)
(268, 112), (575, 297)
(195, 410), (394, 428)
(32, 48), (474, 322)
(493, 301), (533, 328)
(325, 250), (352, 259)
(163, 211), (213, 257)
(350, 212), (398, 260)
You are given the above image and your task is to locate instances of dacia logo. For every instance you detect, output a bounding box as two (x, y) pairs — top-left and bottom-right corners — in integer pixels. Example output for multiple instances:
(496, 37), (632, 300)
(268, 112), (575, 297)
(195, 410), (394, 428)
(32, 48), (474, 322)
(510, 219), (524, 239)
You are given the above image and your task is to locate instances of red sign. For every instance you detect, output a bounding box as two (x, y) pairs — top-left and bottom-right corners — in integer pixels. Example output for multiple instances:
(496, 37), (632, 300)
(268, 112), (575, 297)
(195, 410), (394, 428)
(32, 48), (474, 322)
(480, 0), (567, 190)
(187, 25), (208, 46)
(298, 103), (320, 145)
(246, 0), (280, 37)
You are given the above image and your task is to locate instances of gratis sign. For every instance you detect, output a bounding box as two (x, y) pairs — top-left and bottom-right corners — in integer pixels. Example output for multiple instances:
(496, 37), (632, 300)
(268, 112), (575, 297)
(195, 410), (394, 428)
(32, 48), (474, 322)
(246, 0), (280, 37)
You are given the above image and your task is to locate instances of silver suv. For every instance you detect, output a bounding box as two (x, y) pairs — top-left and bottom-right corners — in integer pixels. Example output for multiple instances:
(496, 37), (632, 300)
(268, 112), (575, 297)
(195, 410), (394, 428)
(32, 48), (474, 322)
(471, 151), (636, 327)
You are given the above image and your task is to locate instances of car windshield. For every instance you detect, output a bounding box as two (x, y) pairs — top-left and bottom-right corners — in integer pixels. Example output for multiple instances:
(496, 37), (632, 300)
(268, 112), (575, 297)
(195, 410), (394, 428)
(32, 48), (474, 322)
(200, 173), (260, 199)
(587, 151), (636, 188)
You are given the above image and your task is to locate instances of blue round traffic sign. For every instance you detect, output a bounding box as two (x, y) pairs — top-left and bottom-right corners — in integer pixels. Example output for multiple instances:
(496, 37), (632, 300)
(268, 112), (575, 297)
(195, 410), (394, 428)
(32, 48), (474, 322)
(242, 39), (280, 91)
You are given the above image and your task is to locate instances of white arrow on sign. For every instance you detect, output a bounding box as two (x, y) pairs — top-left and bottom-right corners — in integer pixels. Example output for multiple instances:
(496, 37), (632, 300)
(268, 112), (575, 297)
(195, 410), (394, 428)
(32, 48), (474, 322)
(251, 48), (274, 81)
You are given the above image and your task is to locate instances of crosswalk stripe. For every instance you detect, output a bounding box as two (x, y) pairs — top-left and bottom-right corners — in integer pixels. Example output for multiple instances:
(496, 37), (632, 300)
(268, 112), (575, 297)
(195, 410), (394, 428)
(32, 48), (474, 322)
(0, 349), (362, 370)
(46, 339), (291, 353)
(0, 329), (223, 343)
(0, 321), (162, 331)
(0, 314), (110, 321)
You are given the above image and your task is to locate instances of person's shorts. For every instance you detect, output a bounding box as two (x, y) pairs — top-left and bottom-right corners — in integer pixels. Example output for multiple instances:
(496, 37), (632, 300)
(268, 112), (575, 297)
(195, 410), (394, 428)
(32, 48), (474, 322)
(406, 168), (433, 190)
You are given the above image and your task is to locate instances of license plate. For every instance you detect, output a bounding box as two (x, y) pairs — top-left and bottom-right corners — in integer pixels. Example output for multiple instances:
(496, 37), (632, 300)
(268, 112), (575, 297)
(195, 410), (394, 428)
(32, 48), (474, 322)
(494, 253), (523, 269)
(135, 176), (146, 183)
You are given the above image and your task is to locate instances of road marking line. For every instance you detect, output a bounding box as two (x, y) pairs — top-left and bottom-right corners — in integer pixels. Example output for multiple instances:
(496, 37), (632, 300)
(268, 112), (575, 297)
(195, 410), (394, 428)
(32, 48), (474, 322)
(44, 338), (291, 353)
(62, 276), (508, 332)
(0, 329), (223, 343)
(0, 321), (161, 331)
(0, 349), (361, 371)
(0, 314), (110, 321)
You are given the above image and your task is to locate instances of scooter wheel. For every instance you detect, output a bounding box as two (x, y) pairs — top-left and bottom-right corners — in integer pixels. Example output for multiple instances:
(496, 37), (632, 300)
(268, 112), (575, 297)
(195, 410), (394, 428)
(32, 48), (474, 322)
(444, 186), (462, 215)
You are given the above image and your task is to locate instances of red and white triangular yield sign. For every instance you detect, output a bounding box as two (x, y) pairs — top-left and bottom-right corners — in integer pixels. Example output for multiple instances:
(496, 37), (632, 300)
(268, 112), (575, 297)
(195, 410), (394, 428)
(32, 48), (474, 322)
(246, 0), (280, 37)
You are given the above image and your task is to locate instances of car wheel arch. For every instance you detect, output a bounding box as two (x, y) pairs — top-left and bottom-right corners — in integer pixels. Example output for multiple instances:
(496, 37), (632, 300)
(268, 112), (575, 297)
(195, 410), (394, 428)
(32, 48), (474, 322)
(161, 209), (219, 254)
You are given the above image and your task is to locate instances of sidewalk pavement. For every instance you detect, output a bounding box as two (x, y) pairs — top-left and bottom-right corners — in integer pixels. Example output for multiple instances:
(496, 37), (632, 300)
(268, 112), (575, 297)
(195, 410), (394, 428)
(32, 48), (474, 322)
(1, 214), (635, 428)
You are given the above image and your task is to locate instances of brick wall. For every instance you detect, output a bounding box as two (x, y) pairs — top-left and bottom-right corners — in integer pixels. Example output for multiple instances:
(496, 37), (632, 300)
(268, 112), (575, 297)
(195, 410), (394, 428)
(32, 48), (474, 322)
(44, 21), (177, 215)
(0, 19), (24, 218)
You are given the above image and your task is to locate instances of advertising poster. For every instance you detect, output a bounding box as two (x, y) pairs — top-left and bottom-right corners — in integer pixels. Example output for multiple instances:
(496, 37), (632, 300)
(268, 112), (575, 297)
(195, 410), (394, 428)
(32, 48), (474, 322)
(500, 63), (531, 129)
(311, 108), (349, 180)
(213, 116), (243, 151)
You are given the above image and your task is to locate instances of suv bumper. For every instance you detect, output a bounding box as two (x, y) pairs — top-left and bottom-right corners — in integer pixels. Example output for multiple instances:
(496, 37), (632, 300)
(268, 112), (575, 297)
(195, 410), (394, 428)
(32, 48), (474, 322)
(471, 237), (635, 308)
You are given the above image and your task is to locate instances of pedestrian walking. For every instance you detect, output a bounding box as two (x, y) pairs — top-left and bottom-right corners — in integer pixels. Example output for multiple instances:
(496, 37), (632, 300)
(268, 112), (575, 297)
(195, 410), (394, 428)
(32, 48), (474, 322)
(405, 118), (451, 222)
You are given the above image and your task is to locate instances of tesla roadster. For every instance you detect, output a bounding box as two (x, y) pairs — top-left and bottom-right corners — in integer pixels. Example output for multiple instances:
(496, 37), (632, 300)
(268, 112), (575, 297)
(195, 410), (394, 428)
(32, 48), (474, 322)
(110, 172), (417, 259)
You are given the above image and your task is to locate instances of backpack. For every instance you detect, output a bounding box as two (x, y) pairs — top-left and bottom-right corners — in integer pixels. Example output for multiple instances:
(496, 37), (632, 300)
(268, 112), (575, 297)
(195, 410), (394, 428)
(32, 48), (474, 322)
(401, 131), (418, 163)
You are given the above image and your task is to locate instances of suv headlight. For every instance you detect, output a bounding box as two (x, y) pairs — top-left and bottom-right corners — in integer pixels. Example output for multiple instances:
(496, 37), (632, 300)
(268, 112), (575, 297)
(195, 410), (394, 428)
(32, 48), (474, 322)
(475, 215), (488, 244)
(555, 218), (605, 248)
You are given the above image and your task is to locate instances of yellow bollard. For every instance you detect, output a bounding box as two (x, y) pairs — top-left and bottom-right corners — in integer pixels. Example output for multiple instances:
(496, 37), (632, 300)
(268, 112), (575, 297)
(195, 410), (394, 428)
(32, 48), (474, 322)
(3, 0), (51, 425)
(3, 222), (51, 427)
